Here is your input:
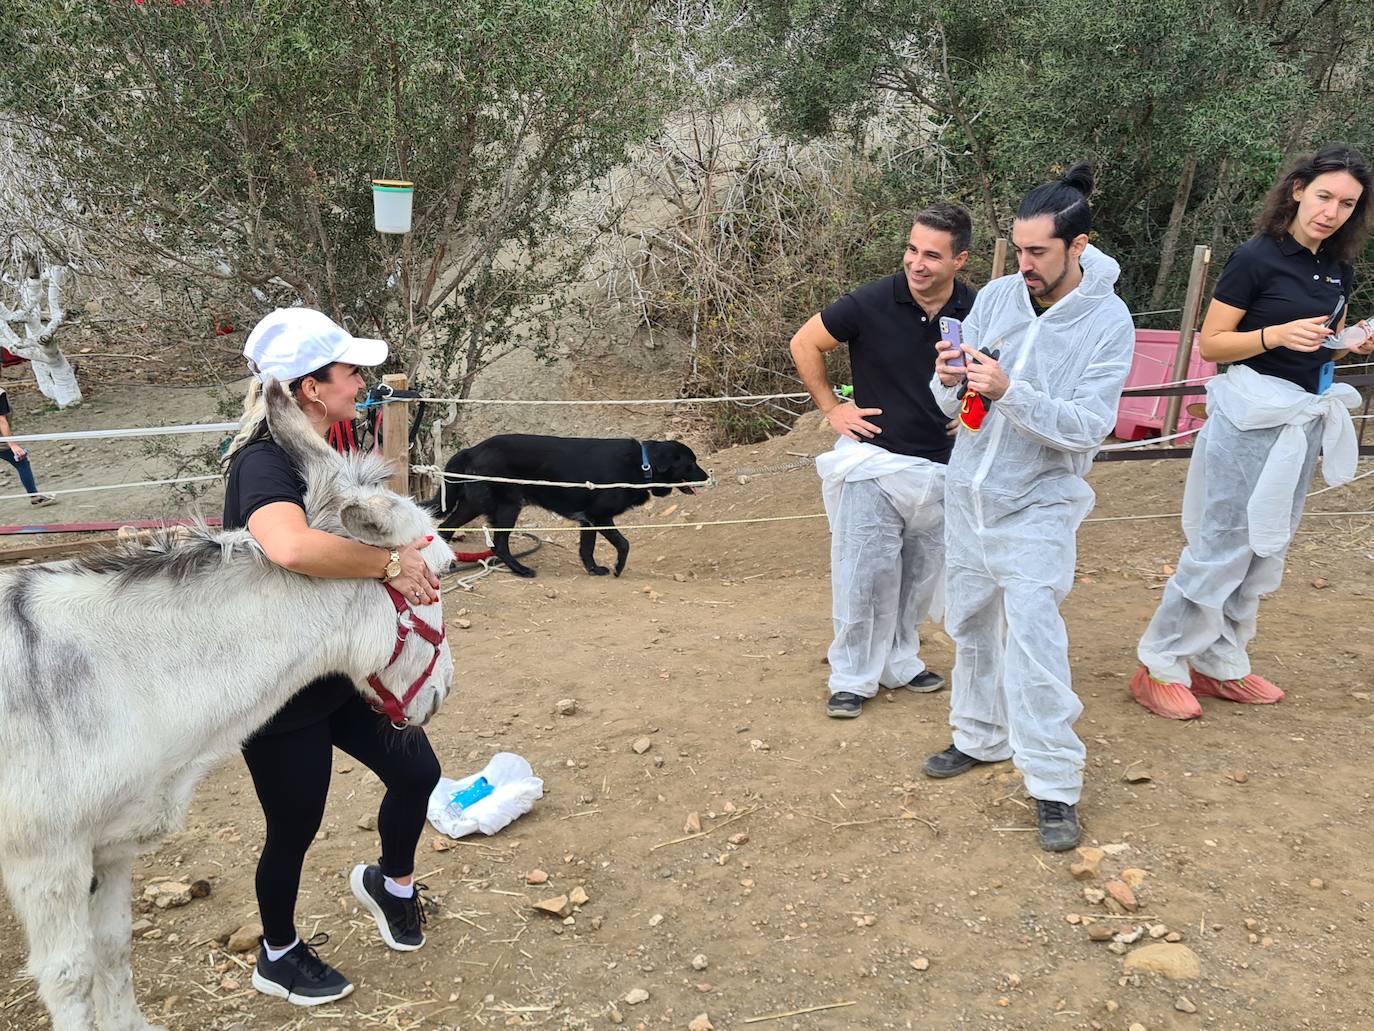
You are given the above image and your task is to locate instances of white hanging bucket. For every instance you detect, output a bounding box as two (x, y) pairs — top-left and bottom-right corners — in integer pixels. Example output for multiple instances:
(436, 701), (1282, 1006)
(372, 179), (414, 234)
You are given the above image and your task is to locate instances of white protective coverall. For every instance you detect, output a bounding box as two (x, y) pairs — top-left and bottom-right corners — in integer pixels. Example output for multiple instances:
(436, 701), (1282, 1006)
(930, 245), (1135, 805)
(817, 436), (945, 697)
(1137, 364), (1360, 684)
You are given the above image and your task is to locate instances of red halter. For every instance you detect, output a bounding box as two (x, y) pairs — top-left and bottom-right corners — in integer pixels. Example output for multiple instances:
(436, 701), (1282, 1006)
(367, 584), (447, 728)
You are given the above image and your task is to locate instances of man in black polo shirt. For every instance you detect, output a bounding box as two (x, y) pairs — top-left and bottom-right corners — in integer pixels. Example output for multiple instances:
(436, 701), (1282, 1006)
(790, 202), (975, 718)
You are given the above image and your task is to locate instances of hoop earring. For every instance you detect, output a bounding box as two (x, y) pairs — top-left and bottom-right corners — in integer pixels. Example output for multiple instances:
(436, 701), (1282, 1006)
(310, 398), (329, 420)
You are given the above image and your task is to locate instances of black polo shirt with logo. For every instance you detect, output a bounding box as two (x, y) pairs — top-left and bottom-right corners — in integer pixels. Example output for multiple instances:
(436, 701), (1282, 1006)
(1214, 232), (1354, 394)
(820, 273), (975, 463)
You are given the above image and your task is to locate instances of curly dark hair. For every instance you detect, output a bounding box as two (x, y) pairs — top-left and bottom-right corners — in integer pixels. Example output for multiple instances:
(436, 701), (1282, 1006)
(1256, 144), (1373, 262)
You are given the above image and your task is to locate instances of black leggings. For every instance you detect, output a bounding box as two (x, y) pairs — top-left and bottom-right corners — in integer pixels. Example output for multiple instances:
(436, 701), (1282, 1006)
(242, 693), (441, 946)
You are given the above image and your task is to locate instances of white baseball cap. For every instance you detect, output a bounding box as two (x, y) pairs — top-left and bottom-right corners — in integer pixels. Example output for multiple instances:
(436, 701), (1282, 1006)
(243, 307), (388, 383)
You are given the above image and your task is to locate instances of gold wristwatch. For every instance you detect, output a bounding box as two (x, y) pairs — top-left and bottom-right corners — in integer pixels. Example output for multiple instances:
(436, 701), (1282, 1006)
(383, 549), (402, 581)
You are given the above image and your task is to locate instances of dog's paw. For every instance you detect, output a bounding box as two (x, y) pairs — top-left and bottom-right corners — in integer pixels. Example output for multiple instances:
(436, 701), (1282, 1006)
(586, 565), (610, 576)
(508, 565), (537, 578)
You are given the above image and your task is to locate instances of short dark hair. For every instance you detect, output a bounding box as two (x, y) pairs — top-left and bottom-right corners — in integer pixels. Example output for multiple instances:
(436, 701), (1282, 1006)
(913, 201), (972, 257)
(1256, 144), (1373, 262)
(1016, 162), (1095, 244)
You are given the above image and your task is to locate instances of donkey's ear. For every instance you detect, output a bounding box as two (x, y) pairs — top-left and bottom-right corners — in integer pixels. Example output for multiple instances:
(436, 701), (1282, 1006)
(339, 495), (407, 546)
(262, 378), (338, 470)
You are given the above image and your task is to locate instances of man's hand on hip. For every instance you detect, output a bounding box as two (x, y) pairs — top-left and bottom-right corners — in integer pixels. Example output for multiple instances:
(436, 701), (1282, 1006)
(826, 402), (882, 441)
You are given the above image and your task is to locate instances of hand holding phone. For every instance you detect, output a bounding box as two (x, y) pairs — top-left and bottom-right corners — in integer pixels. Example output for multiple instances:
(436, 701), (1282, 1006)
(1320, 294), (1350, 349)
(939, 317), (965, 369)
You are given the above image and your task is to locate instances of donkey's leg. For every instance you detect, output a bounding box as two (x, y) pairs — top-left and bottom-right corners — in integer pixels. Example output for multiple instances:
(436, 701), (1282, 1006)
(90, 844), (166, 1031)
(3, 850), (101, 1031)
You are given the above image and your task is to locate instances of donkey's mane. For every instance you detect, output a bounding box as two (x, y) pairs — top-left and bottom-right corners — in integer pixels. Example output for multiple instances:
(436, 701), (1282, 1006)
(62, 447), (397, 589)
(64, 521), (269, 585)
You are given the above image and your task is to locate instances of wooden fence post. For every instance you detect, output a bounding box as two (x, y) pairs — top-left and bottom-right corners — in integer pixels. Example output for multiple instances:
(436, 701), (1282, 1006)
(380, 372), (410, 496)
(1162, 245), (1212, 438)
(990, 238), (1008, 282)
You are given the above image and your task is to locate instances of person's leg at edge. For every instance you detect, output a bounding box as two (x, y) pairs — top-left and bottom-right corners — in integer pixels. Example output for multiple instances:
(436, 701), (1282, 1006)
(0, 448), (39, 495)
(826, 479), (904, 715)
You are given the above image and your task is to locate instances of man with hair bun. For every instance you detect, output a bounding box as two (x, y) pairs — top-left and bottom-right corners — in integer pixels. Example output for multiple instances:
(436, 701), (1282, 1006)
(921, 164), (1135, 851)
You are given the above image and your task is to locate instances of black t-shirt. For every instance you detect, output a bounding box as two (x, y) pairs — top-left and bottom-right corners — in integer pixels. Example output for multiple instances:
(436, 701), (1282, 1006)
(0, 389), (11, 418)
(1215, 232), (1354, 393)
(821, 273), (975, 462)
(224, 438), (355, 735)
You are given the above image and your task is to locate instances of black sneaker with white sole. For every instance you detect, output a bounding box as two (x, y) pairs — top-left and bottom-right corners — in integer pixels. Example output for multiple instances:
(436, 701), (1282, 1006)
(826, 691), (864, 718)
(351, 863), (428, 951)
(903, 670), (946, 693)
(1036, 799), (1082, 852)
(251, 934), (353, 1006)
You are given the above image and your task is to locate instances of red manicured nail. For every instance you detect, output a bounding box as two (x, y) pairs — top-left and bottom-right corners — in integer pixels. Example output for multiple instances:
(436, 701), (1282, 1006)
(426, 535), (434, 542)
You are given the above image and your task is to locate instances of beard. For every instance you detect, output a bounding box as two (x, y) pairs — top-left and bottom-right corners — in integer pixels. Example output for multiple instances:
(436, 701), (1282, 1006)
(1024, 261), (1070, 299)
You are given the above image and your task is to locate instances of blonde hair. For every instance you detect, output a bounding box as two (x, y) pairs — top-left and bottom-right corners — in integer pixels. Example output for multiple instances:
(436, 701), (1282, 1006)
(221, 379), (269, 473)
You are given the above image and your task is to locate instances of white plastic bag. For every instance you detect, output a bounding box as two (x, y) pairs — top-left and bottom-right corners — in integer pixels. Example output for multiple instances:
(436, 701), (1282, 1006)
(427, 752), (544, 838)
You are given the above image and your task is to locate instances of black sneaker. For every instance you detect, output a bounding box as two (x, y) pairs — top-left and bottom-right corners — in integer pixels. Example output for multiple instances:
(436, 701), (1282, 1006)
(251, 934), (354, 1007)
(903, 670), (946, 693)
(1036, 800), (1082, 852)
(826, 692), (864, 718)
(351, 864), (428, 951)
(922, 744), (991, 779)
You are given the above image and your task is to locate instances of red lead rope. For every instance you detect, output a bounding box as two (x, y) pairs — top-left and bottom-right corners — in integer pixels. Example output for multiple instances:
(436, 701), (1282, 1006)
(366, 584), (447, 727)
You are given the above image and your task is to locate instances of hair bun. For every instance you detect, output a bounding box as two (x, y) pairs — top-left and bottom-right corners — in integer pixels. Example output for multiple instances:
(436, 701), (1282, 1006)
(1060, 162), (1094, 198)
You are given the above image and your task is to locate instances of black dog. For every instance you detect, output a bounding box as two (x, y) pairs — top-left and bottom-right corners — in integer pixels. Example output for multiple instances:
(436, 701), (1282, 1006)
(427, 434), (708, 577)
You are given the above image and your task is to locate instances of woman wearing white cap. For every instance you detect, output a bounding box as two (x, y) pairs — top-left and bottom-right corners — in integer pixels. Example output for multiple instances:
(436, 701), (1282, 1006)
(221, 308), (442, 1006)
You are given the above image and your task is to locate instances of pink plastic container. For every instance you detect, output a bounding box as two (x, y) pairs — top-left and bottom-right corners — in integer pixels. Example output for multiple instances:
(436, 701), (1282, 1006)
(1114, 329), (1216, 441)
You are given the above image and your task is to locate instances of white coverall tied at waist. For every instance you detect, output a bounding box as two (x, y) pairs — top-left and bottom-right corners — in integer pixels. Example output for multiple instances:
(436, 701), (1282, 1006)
(929, 245), (1136, 806)
(1137, 364), (1360, 685)
(817, 437), (946, 698)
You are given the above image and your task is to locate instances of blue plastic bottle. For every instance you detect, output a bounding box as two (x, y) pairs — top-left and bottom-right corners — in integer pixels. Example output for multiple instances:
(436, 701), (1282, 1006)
(446, 776), (494, 819)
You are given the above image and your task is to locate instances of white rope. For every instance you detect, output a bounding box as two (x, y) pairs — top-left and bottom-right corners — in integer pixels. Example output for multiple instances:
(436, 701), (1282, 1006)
(1099, 427), (1200, 452)
(0, 474), (219, 503)
(451, 512), (830, 534)
(1306, 466), (1374, 497)
(0, 421), (236, 445)
(411, 465), (713, 491)
(409, 391), (810, 407)
(1086, 508), (1374, 524)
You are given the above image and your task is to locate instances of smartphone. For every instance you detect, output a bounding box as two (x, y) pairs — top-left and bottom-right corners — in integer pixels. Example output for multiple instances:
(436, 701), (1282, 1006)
(939, 317), (965, 369)
(1317, 359), (1335, 394)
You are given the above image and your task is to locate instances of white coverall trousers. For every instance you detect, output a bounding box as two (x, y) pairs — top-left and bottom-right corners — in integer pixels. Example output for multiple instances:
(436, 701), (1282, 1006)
(826, 472), (944, 698)
(945, 486), (1090, 805)
(1137, 412), (1322, 684)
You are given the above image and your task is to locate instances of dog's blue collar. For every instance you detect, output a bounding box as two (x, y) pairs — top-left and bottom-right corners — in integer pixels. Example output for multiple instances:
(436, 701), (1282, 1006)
(639, 441), (652, 478)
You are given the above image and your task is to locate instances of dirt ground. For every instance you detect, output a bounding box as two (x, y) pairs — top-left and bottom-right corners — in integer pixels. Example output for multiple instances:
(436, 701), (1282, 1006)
(3, 375), (1374, 1031)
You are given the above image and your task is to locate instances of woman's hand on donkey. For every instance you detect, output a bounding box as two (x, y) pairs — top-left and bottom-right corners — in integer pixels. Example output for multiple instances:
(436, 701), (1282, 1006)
(392, 537), (441, 604)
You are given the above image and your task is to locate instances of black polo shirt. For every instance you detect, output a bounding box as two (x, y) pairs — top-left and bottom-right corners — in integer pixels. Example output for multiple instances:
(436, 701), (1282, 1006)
(821, 273), (975, 462)
(224, 438), (355, 736)
(1215, 232), (1354, 393)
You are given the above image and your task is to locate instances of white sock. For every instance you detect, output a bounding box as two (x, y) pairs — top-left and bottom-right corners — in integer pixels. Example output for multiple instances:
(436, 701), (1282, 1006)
(384, 875), (415, 899)
(264, 937), (299, 962)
